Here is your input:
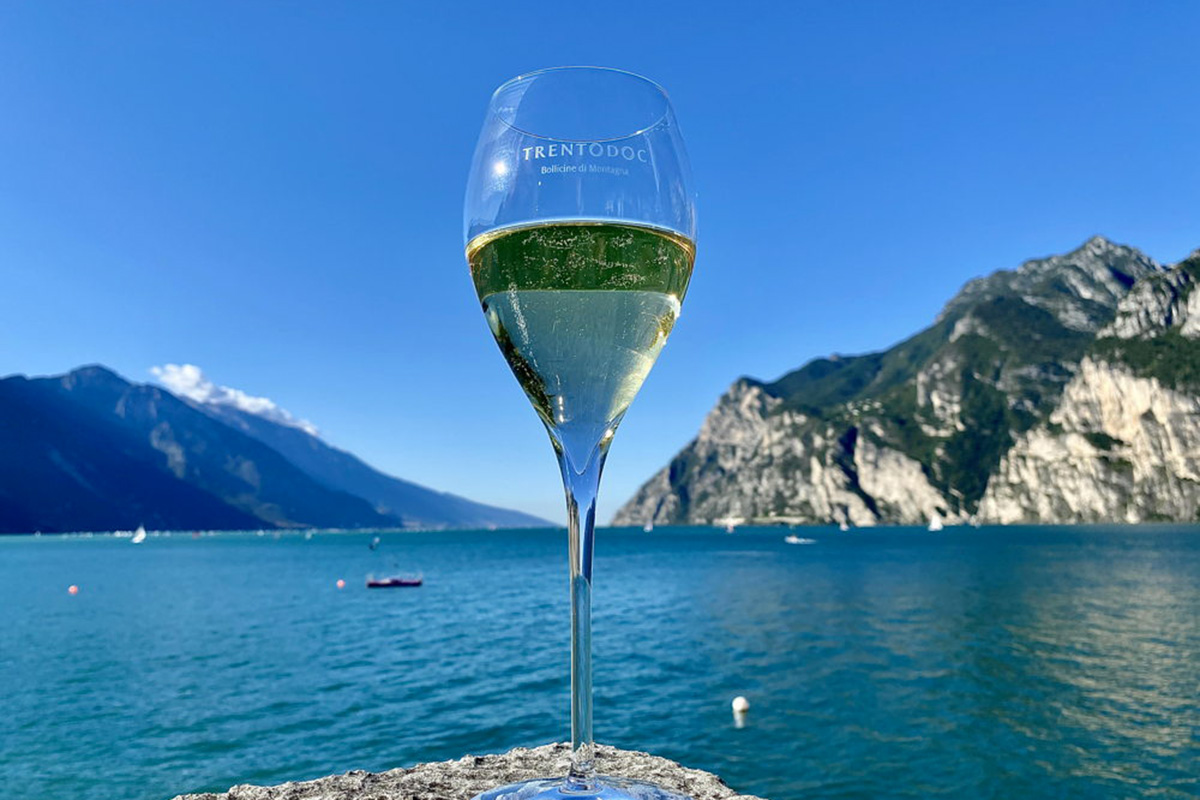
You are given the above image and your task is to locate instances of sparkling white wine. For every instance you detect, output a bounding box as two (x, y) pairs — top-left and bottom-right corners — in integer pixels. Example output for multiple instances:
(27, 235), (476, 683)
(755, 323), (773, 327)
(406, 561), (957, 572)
(468, 221), (695, 457)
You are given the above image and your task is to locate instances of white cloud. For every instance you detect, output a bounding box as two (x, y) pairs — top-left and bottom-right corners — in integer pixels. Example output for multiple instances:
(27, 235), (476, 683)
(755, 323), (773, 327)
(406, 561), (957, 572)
(150, 363), (319, 437)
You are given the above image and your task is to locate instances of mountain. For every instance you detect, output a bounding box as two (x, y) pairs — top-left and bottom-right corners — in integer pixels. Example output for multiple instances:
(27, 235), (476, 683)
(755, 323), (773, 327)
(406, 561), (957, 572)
(980, 250), (1200, 523)
(0, 366), (549, 533)
(614, 236), (1200, 527)
(198, 402), (549, 530)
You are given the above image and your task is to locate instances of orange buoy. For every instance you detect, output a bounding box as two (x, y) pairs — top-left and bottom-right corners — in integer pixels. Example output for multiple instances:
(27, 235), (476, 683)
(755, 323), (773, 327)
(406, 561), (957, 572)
(336, 579), (346, 589)
(68, 585), (79, 595)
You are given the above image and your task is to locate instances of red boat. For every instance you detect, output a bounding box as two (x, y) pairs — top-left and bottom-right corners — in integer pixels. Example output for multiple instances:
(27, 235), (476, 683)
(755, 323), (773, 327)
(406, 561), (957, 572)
(366, 574), (423, 588)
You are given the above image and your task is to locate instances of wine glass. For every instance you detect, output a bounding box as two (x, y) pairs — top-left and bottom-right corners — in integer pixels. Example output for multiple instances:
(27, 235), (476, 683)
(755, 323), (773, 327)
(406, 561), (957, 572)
(463, 67), (697, 800)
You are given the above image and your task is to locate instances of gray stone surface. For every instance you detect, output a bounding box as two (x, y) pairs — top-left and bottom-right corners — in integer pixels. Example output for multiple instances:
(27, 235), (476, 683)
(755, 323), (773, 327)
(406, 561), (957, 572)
(172, 743), (767, 800)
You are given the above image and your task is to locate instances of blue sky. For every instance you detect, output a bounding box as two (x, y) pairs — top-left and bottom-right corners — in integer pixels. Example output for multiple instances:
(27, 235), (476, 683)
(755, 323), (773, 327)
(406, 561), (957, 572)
(2, 2), (1197, 523)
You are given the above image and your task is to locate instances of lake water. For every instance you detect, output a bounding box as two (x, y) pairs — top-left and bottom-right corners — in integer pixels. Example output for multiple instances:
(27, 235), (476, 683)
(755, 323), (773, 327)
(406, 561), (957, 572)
(1, 526), (1198, 800)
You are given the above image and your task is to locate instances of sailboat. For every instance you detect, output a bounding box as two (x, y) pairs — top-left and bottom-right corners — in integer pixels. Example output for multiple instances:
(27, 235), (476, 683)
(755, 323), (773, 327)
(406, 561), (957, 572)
(366, 535), (422, 588)
(131, 525), (147, 544)
(927, 514), (944, 532)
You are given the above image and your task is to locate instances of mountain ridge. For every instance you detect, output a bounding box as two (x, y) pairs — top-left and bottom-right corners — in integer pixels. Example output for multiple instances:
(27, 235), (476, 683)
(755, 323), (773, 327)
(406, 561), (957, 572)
(0, 365), (550, 533)
(198, 401), (548, 530)
(614, 236), (1198, 527)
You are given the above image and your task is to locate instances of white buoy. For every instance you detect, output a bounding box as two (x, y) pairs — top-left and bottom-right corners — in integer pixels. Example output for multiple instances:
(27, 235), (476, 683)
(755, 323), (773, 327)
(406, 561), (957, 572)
(732, 696), (750, 713)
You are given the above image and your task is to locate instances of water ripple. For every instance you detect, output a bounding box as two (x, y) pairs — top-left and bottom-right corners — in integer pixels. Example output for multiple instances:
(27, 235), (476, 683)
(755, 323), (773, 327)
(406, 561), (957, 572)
(1, 526), (1198, 799)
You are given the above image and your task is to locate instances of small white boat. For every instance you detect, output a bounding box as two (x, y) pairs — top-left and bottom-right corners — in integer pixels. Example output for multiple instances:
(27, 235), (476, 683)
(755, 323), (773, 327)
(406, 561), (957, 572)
(714, 516), (741, 533)
(838, 520), (850, 532)
(927, 515), (944, 532)
(131, 525), (147, 544)
(784, 535), (816, 545)
(642, 522), (653, 533)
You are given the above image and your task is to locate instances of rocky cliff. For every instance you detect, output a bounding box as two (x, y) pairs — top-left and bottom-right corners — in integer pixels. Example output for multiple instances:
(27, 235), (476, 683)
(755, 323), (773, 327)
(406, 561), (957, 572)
(614, 238), (1200, 527)
(979, 251), (1200, 523)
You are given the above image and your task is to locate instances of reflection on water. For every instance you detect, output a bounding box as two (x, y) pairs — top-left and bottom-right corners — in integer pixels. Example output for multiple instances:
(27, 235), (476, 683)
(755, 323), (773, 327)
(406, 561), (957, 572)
(689, 528), (1200, 799)
(1, 526), (1198, 800)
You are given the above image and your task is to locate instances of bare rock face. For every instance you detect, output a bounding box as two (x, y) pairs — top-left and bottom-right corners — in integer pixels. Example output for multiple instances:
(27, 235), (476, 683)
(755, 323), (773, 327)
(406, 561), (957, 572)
(171, 743), (766, 800)
(613, 238), (1200, 528)
(615, 382), (955, 528)
(1104, 253), (1200, 340)
(937, 234), (1161, 333)
(977, 357), (1200, 523)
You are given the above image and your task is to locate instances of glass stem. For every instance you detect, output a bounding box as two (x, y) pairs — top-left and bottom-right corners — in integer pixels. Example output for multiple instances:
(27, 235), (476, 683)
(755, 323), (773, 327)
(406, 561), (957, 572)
(556, 438), (609, 789)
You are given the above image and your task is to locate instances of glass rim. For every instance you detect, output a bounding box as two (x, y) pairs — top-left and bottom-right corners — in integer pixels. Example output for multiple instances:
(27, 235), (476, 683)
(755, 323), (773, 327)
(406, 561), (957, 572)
(489, 66), (672, 143)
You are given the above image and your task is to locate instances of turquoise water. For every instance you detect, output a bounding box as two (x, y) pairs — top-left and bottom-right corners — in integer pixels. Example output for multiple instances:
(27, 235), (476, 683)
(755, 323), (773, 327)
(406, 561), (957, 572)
(2, 526), (1198, 800)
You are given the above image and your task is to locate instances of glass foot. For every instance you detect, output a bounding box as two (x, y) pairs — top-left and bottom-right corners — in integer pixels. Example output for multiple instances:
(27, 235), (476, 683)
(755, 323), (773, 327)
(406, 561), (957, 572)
(471, 776), (695, 800)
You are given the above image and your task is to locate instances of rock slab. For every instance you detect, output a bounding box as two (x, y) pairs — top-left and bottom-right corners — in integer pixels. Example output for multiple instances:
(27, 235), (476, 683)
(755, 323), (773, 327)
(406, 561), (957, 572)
(172, 743), (767, 800)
